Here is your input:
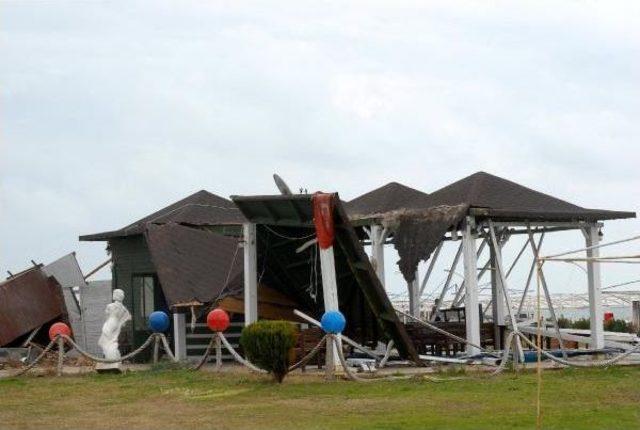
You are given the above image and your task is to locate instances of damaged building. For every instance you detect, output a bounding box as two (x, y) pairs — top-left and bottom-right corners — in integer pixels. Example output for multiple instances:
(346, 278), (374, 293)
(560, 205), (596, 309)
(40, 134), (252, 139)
(75, 171), (636, 363)
(0, 252), (112, 359)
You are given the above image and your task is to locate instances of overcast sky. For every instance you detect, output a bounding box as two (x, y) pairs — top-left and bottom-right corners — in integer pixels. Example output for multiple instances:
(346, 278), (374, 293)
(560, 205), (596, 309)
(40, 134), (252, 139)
(2, 1), (639, 298)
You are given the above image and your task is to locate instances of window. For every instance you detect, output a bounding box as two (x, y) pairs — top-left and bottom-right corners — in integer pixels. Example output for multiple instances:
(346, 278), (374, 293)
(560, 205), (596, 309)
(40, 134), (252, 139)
(132, 275), (155, 330)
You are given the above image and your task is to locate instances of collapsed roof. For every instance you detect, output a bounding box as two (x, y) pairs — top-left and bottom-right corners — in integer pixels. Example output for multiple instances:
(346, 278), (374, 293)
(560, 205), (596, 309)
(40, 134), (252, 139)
(0, 267), (68, 346)
(145, 223), (243, 307)
(80, 190), (245, 241)
(232, 193), (420, 362)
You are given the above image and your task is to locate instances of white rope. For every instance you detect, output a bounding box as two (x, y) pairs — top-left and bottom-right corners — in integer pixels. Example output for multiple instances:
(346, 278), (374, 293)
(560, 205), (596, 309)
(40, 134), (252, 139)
(517, 332), (640, 368)
(158, 333), (178, 362)
(288, 334), (328, 372)
(218, 333), (267, 373)
(11, 338), (58, 376)
(191, 336), (216, 370)
(378, 340), (394, 368)
(63, 334), (158, 363)
(333, 336), (372, 382)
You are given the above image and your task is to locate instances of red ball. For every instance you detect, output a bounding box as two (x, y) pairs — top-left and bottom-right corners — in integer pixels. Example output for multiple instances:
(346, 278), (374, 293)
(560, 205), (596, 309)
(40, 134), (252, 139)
(207, 308), (230, 332)
(48, 322), (71, 341)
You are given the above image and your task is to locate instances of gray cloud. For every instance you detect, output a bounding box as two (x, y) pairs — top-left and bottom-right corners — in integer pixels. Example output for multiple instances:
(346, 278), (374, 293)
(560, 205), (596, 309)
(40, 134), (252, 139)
(1, 1), (639, 294)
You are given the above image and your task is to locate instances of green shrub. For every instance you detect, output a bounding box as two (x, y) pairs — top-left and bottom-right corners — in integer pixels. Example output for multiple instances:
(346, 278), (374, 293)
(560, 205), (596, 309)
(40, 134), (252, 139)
(572, 318), (591, 330)
(556, 315), (571, 329)
(239, 320), (297, 383)
(604, 318), (634, 333)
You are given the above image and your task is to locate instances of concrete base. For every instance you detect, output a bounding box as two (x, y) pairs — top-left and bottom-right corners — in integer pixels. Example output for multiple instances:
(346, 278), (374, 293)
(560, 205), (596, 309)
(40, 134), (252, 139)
(96, 362), (122, 374)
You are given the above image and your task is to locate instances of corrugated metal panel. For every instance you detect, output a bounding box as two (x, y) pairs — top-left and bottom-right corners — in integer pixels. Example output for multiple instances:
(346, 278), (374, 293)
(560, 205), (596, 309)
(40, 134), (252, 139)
(82, 280), (112, 355)
(0, 268), (67, 346)
(43, 253), (88, 349)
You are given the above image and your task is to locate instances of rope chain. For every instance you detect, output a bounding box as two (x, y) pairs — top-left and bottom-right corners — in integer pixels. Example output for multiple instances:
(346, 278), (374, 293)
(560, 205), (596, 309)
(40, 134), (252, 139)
(288, 334), (328, 372)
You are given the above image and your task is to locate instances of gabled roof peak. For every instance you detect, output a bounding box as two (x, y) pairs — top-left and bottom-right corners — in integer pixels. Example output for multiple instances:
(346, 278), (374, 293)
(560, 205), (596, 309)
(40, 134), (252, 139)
(345, 181), (430, 219)
(80, 189), (245, 241)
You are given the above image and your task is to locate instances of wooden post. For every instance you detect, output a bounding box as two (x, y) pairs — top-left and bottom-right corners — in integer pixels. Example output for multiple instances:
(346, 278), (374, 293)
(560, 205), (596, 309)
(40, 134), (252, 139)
(215, 333), (222, 370)
(153, 335), (160, 364)
(370, 224), (386, 287)
(632, 301), (640, 333)
(243, 223), (258, 326)
(490, 242), (505, 350)
(462, 218), (481, 356)
(56, 336), (64, 377)
(173, 312), (187, 361)
(586, 225), (605, 349)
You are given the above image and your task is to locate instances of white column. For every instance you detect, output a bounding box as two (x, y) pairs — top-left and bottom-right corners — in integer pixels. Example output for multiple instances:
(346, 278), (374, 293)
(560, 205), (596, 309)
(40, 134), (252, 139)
(243, 223), (258, 326)
(370, 224), (386, 287)
(173, 312), (187, 361)
(320, 246), (341, 371)
(408, 269), (420, 318)
(491, 241), (506, 324)
(490, 240), (506, 349)
(462, 217), (481, 356)
(586, 225), (604, 349)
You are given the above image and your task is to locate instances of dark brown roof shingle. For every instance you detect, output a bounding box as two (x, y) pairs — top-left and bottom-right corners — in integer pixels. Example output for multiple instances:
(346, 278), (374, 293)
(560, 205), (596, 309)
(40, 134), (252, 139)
(80, 190), (245, 241)
(145, 223), (243, 307)
(345, 182), (430, 219)
(420, 171), (635, 221)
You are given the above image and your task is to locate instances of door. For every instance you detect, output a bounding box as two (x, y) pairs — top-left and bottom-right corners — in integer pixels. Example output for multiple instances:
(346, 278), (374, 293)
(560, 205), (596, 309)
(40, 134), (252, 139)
(131, 274), (168, 360)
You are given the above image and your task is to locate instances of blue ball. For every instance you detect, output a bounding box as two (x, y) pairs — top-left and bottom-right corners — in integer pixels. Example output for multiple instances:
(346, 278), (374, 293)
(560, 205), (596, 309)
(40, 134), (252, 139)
(148, 311), (170, 333)
(321, 310), (346, 334)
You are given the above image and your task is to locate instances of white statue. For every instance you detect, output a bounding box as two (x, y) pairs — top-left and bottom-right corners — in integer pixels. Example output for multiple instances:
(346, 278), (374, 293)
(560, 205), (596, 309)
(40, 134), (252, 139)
(97, 289), (131, 370)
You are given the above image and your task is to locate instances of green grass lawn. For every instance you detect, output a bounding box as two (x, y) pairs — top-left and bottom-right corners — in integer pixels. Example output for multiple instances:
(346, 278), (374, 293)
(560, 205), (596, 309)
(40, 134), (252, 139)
(1, 366), (639, 429)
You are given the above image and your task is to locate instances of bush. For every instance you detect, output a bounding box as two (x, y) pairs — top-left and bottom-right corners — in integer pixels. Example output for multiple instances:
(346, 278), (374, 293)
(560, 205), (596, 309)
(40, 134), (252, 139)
(239, 320), (297, 383)
(572, 318), (591, 330)
(556, 315), (571, 329)
(604, 318), (634, 333)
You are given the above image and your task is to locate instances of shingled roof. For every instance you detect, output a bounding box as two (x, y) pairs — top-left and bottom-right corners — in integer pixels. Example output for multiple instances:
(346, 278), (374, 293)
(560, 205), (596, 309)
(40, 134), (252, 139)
(145, 223), (243, 307)
(420, 171), (635, 222)
(345, 182), (430, 219)
(80, 190), (246, 241)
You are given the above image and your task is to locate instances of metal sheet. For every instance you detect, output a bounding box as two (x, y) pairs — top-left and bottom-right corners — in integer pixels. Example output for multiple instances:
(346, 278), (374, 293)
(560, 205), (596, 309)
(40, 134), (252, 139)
(0, 267), (67, 346)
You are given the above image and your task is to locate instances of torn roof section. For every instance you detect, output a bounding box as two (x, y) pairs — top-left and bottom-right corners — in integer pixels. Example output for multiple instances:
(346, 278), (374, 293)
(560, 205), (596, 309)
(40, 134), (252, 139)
(384, 171), (636, 282)
(345, 181), (431, 222)
(231, 193), (420, 363)
(79, 190), (246, 241)
(145, 223), (243, 308)
(0, 267), (68, 346)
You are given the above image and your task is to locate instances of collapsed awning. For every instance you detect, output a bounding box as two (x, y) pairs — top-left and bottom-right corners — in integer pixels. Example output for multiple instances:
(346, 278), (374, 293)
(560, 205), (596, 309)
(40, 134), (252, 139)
(231, 193), (420, 362)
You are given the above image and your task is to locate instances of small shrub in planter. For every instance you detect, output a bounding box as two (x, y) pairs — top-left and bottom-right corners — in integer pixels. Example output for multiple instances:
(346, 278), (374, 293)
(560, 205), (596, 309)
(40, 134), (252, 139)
(240, 320), (297, 383)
